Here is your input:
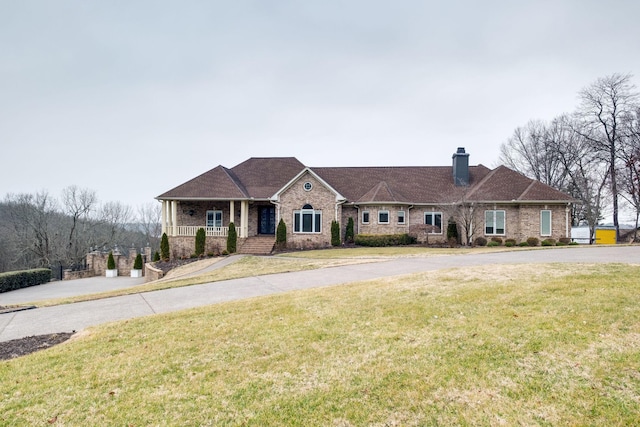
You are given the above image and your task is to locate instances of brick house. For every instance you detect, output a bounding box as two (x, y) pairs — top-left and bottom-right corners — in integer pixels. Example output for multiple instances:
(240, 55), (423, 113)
(156, 148), (574, 256)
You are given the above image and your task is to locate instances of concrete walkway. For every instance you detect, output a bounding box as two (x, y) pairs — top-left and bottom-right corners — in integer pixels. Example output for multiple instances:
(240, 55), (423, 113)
(1, 246), (638, 342)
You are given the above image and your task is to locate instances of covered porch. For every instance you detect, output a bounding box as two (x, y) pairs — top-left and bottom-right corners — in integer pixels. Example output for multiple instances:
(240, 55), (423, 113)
(160, 199), (251, 238)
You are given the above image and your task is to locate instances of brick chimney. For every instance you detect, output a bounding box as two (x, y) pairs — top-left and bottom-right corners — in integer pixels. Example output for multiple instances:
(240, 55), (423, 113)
(452, 147), (470, 186)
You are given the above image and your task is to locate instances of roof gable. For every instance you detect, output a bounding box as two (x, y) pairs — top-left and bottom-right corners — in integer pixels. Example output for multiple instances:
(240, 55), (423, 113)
(231, 157), (305, 199)
(157, 165), (247, 200)
(466, 166), (572, 202)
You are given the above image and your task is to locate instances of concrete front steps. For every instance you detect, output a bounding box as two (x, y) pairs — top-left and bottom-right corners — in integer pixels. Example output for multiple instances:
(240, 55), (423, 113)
(238, 236), (275, 255)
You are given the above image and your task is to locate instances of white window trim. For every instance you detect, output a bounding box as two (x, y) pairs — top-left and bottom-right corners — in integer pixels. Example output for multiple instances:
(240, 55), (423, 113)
(424, 212), (443, 234)
(293, 208), (322, 234)
(540, 210), (552, 236)
(485, 210), (506, 236)
(397, 210), (406, 225)
(378, 210), (390, 224)
(362, 210), (370, 224)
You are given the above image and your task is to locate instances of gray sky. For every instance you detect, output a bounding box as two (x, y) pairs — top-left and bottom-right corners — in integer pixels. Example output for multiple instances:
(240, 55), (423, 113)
(2, 0), (640, 210)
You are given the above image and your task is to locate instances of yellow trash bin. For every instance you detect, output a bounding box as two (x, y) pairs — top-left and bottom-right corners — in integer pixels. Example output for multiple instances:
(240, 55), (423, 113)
(595, 227), (617, 244)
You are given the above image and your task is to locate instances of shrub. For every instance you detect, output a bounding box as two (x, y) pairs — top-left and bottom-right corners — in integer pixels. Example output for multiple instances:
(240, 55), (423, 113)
(221, 249), (229, 256)
(541, 238), (556, 246)
(446, 221), (459, 241)
(160, 233), (170, 261)
(474, 236), (487, 247)
(526, 237), (539, 247)
(505, 238), (516, 246)
(152, 251), (160, 262)
(559, 237), (571, 245)
(569, 241), (579, 245)
(354, 234), (416, 247)
(556, 241), (567, 246)
(227, 222), (237, 254)
(345, 217), (355, 243)
(490, 237), (503, 245)
(331, 220), (341, 246)
(133, 253), (143, 270)
(518, 241), (530, 247)
(195, 227), (206, 257)
(107, 251), (116, 270)
(276, 218), (287, 250)
(487, 241), (500, 247)
(0, 268), (51, 293)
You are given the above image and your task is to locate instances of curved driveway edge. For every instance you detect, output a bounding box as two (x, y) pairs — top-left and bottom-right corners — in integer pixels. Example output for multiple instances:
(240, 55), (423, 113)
(1, 246), (638, 342)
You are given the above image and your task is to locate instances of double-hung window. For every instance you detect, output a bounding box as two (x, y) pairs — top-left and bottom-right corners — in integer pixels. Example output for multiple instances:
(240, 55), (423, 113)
(378, 210), (390, 224)
(397, 211), (405, 225)
(294, 204), (321, 233)
(425, 212), (442, 234)
(362, 211), (370, 224)
(540, 210), (552, 236)
(485, 210), (505, 235)
(206, 210), (223, 228)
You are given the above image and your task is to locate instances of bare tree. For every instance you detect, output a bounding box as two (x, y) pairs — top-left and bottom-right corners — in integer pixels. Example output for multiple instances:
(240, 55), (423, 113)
(576, 73), (639, 235)
(136, 202), (162, 250)
(618, 107), (640, 240)
(499, 118), (569, 190)
(93, 201), (133, 249)
(2, 192), (59, 268)
(61, 185), (97, 266)
(553, 128), (610, 243)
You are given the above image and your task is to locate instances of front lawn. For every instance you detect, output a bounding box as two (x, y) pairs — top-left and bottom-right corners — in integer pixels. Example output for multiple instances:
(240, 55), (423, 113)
(2, 263), (639, 425)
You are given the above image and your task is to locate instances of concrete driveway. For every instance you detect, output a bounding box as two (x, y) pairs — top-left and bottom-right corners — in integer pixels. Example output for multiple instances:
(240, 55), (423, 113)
(1, 246), (638, 342)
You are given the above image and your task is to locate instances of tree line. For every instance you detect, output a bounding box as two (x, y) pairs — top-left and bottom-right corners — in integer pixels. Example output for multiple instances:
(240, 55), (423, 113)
(499, 73), (640, 242)
(0, 186), (161, 274)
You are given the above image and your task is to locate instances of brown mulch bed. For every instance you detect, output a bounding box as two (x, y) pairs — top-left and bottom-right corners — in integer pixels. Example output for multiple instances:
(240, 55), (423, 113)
(0, 332), (74, 361)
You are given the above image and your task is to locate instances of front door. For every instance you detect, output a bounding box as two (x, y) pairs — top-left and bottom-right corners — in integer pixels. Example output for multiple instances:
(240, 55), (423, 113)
(258, 206), (276, 234)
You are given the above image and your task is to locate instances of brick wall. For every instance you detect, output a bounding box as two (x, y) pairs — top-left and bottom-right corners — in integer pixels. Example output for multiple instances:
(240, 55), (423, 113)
(278, 172), (339, 249)
(84, 247), (151, 277)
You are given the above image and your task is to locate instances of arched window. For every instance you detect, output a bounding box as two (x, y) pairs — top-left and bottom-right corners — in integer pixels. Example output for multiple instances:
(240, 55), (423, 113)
(294, 205), (322, 233)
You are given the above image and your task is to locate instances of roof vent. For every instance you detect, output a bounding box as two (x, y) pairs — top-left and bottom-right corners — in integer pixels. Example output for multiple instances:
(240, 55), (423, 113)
(452, 147), (470, 186)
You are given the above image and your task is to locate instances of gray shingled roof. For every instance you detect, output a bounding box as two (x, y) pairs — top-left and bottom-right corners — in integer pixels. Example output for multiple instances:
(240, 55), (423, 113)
(157, 158), (573, 204)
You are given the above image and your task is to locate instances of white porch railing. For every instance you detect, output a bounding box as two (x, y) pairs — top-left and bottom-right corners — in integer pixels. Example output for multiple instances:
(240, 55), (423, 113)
(174, 226), (229, 237)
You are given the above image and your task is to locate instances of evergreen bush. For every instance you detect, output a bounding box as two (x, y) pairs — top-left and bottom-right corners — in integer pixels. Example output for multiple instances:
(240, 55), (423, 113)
(541, 238), (556, 246)
(227, 222), (237, 253)
(0, 268), (51, 293)
(160, 233), (170, 261)
(107, 251), (116, 270)
(446, 221), (459, 243)
(152, 251), (160, 262)
(487, 241), (500, 247)
(331, 220), (341, 246)
(133, 253), (143, 270)
(490, 237), (503, 245)
(195, 227), (206, 256)
(345, 217), (355, 243)
(354, 234), (416, 247)
(505, 238), (516, 247)
(276, 218), (287, 250)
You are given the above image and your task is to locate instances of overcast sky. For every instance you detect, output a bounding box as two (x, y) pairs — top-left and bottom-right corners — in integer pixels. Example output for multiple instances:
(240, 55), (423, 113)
(2, 1), (640, 211)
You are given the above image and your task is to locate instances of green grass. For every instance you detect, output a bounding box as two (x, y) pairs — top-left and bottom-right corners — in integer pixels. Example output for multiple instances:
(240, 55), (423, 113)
(2, 263), (639, 425)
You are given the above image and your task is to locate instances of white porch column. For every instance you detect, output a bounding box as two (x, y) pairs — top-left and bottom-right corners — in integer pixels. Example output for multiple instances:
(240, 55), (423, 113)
(240, 200), (249, 238)
(171, 201), (178, 237)
(230, 200), (235, 226)
(161, 200), (167, 236)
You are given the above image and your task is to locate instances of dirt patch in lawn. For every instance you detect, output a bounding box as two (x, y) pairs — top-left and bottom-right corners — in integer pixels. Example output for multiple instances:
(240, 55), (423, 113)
(0, 332), (74, 360)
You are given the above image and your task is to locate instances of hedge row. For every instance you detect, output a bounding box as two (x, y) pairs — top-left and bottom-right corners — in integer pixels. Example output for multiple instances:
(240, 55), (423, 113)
(0, 268), (51, 293)
(355, 233), (417, 247)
